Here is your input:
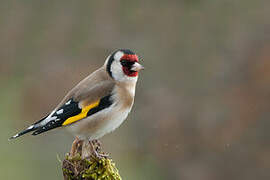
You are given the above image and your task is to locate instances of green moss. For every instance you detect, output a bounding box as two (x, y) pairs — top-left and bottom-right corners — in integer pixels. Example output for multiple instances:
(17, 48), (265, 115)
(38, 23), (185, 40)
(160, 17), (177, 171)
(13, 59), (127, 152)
(62, 154), (121, 180)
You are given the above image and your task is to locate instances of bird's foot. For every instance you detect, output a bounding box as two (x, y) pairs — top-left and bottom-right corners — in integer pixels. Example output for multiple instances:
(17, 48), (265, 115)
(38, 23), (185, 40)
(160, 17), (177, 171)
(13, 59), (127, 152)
(89, 140), (109, 159)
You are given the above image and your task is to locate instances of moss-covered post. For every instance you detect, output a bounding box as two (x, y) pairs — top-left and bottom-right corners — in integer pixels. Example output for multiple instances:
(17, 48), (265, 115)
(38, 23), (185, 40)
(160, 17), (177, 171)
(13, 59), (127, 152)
(62, 139), (121, 180)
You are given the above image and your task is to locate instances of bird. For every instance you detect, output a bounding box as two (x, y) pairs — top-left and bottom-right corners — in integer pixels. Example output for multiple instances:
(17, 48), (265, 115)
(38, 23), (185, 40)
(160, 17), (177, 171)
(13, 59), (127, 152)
(9, 49), (144, 157)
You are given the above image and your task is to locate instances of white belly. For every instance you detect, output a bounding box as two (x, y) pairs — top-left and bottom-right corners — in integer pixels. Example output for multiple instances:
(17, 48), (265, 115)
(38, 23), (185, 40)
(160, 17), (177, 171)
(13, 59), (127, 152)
(66, 103), (132, 140)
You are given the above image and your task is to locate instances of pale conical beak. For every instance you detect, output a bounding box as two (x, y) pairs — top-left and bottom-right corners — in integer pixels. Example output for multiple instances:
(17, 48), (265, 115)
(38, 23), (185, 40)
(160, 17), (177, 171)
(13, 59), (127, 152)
(131, 62), (144, 71)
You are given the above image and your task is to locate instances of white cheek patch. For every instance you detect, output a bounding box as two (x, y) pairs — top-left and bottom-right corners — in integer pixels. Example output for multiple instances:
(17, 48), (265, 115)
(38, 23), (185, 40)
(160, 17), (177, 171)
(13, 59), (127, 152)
(114, 51), (124, 61)
(111, 60), (124, 80)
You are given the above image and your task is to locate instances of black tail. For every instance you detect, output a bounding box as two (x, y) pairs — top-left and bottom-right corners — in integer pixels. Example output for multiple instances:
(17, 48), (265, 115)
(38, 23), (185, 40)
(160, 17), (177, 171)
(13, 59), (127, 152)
(9, 125), (38, 140)
(9, 116), (48, 140)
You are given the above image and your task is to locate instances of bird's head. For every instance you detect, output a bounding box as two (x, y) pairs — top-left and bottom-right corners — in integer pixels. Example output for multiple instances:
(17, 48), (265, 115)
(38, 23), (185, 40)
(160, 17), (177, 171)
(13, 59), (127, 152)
(105, 49), (144, 82)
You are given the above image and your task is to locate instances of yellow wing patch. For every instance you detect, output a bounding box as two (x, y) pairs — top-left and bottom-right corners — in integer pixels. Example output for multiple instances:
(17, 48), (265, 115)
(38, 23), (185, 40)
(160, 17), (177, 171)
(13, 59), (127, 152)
(62, 100), (100, 126)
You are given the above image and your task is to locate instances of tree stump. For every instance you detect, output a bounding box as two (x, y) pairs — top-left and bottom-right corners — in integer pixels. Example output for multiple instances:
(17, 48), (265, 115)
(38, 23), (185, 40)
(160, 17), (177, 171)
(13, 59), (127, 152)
(62, 139), (121, 180)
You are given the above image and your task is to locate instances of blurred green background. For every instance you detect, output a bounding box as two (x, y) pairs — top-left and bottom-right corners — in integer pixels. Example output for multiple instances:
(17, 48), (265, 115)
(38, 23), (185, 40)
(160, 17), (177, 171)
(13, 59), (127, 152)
(1, 0), (270, 179)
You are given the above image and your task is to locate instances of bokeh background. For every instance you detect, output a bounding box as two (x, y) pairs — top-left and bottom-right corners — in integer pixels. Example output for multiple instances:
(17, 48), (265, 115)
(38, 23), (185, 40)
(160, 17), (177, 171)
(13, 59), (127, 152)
(1, 0), (270, 179)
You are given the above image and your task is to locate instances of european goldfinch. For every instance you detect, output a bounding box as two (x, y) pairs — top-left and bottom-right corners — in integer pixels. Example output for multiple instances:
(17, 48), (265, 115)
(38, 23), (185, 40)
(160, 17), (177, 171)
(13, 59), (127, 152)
(10, 49), (144, 156)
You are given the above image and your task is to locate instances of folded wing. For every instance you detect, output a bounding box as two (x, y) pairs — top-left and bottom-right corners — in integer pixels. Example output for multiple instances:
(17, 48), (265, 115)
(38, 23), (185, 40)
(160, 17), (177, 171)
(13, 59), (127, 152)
(32, 93), (113, 135)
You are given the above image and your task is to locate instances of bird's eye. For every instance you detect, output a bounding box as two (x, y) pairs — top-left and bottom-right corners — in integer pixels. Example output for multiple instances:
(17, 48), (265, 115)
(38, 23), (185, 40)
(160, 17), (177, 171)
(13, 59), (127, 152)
(120, 60), (134, 67)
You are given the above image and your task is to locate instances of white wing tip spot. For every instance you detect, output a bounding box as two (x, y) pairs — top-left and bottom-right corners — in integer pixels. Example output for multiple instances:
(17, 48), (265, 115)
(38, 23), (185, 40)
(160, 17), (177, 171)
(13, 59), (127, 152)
(65, 100), (71, 105)
(27, 125), (34, 130)
(56, 109), (64, 115)
(9, 134), (19, 141)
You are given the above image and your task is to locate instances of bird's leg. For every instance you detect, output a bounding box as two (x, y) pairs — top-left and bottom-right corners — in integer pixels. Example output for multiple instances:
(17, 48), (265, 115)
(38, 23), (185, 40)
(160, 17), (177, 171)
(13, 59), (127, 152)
(70, 136), (79, 156)
(70, 136), (82, 157)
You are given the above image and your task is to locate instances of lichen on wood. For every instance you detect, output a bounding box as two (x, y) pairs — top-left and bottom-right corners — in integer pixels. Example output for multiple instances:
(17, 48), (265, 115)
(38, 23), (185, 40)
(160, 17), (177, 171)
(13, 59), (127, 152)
(62, 139), (121, 180)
